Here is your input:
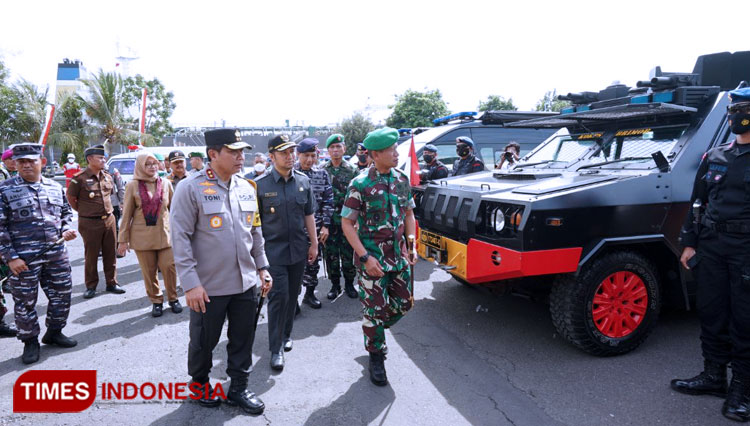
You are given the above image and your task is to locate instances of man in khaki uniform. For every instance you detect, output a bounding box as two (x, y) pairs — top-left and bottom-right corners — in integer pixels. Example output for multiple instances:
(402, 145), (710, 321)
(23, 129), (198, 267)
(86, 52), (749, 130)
(171, 128), (271, 415)
(66, 145), (124, 299)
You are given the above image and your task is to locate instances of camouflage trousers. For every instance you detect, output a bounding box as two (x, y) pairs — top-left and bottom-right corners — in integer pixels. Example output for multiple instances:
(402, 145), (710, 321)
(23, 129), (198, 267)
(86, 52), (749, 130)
(0, 263), (7, 318)
(324, 224), (356, 284)
(359, 268), (413, 353)
(9, 259), (72, 341)
(302, 225), (323, 289)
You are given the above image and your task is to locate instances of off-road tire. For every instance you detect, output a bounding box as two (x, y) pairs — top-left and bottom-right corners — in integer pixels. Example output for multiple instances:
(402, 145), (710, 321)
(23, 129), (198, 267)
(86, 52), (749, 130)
(550, 251), (661, 356)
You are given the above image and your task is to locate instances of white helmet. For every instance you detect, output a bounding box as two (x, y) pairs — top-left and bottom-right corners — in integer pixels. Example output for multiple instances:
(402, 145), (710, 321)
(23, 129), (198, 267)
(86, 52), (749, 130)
(67, 153), (75, 159)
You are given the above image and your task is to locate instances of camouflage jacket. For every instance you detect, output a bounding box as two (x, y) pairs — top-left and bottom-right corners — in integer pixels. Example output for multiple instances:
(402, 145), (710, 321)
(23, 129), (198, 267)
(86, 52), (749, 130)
(322, 160), (358, 226)
(0, 176), (73, 264)
(341, 167), (415, 272)
(295, 163), (334, 227)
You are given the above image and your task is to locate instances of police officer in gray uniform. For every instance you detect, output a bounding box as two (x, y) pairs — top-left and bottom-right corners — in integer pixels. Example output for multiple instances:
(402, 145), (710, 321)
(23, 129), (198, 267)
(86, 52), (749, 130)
(0, 143), (78, 364)
(256, 135), (318, 371)
(171, 129), (271, 415)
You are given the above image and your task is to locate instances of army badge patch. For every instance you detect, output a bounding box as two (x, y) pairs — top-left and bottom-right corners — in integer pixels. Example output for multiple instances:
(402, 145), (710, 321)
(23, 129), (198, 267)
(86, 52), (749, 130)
(199, 181), (215, 187)
(203, 188), (217, 195)
(209, 216), (223, 229)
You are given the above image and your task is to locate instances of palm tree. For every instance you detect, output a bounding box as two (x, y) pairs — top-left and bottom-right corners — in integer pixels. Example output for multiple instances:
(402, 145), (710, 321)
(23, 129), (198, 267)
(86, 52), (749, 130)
(13, 79), (48, 142)
(77, 70), (147, 155)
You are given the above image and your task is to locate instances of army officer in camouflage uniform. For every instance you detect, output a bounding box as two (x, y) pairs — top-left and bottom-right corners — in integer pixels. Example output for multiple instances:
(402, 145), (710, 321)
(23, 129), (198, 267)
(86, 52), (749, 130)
(0, 144), (78, 364)
(322, 134), (358, 299)
(341, 127), (417, 386)
(294, 138), (333, 309)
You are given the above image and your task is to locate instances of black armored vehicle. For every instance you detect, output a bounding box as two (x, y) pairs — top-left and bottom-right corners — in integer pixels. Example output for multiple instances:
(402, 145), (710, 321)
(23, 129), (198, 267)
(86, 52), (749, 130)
(414, 51), (750, 356)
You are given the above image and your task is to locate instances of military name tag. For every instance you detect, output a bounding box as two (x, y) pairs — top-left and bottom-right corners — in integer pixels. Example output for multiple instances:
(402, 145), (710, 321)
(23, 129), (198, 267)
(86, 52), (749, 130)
(6, 188), (29, 202)
(264, 192), (277, 198)
(237, 192), (256, 202)
(201, 194), (223, 203)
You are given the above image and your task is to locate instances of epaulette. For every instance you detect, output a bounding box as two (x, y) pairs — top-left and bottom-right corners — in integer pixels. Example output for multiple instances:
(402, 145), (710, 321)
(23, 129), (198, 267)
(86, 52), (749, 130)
(73, 170), (85, 177)
(245, 178), (258, 191)
(293, 169), (306, 176)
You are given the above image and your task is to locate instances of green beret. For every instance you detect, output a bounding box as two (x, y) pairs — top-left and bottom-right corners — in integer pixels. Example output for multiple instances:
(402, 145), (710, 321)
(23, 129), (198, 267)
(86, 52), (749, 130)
(189, 152), (204, 158)
(363, 127), (399, 151)
(153, 153), (165, 161)
(326, 133), (345, 148)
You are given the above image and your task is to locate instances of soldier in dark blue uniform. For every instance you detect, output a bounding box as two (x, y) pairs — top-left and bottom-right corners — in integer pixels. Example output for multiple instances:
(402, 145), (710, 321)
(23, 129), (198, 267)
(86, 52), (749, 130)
(451, 136), (485, 176)
(673, 88), (750, 422)
(256, 135), (318, 371)
(294, 138), (333, 309)
(419, 144), (449, 183)
(0, 144), (78, 364)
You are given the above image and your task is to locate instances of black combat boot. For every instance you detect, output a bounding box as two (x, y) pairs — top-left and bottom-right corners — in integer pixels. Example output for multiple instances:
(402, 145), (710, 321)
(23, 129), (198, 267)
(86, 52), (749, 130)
(368, 351), (388, 386)
(152, 303), (163, 317)
(302, 286), (321, 309)
(189, 380), (222, 408)
(344, 279), (358, 299)
(671, 360), (728, 397)
(327, 279), (341, 300)
(41, 329), (78, 348)
(723, 374), (750, 422)
(226, 379), (264, 414)
(0, 319), (17, 338)
(22, 338), (40, 364)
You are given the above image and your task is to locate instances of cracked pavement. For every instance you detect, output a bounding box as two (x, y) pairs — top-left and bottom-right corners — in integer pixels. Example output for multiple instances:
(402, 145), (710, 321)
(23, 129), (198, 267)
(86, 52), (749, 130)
(0, 233), (738, 425)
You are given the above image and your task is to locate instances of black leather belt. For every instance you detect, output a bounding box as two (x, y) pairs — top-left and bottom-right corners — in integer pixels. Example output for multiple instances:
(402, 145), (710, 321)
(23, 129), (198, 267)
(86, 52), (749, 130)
(701, 217), (750, 234)
(80, 213), (112, 220)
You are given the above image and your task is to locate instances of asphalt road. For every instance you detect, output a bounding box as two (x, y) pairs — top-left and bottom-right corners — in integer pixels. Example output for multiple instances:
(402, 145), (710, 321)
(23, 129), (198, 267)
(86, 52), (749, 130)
(0, 222), (738, 426)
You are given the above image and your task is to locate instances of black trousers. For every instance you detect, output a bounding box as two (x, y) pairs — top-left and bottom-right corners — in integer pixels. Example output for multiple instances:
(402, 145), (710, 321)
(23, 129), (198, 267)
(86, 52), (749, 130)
(267, 261), (306, 353)
(188, 287), (258, 386)
(695, 238), (750, 376)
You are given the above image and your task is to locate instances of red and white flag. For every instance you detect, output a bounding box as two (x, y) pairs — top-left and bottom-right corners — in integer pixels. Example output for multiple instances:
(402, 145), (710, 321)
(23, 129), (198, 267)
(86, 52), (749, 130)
(140, 88), (148, 134)
(408, 134), (420, 186)
(38, 104), (55, 149)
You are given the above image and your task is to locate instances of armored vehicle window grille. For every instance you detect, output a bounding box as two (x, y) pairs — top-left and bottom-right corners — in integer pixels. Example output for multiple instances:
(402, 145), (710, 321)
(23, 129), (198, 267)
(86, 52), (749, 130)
(445, 196), (459, 228)
(434, 194), (447, 223)
(458, 201), (473, 234)
(525, 136), (599, 164)
(588, 125), (687, 167)
(506, 103), (697, 128)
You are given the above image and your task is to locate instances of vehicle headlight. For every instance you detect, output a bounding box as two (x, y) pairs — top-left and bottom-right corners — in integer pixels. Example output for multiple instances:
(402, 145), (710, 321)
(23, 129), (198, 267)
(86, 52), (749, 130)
(493, 210), (505, 232)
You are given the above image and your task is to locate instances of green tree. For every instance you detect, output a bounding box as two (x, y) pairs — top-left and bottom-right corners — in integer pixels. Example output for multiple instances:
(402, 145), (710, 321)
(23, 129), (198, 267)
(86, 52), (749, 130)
(478, 95), (517, 111)
(335, 112), (375, 156)
(12, 79), (48, 143)
(47, 92), (89, 159)
(386, 89), (449, 129)
(0, 71), (23, 144)
(123, 74), (176, 139)
(77, 70), (146, 154)
(535, 89), (571, 112)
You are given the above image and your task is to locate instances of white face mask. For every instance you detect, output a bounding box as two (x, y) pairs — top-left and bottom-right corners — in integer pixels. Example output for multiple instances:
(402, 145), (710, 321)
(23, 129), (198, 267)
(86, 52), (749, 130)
(67, 158), (74, 163)
(254, 163), (266, 173)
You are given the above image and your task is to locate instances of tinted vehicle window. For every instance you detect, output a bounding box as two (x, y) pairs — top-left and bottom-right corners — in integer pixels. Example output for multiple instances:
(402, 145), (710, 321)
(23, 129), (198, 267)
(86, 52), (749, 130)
(108, 159), (135, 175)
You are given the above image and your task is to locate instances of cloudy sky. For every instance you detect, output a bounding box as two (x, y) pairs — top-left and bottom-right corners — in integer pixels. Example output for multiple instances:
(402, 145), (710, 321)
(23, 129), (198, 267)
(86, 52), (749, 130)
(0, 0), (745, 129)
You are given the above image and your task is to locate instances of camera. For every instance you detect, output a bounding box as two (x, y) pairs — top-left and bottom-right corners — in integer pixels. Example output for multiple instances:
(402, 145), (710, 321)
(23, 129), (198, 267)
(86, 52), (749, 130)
(504, 151), (513, 160)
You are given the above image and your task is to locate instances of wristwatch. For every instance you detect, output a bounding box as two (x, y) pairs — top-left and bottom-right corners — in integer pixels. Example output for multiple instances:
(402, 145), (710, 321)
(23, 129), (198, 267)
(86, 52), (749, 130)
(359, 253), (370, 263)
(258, 266), (269, 271)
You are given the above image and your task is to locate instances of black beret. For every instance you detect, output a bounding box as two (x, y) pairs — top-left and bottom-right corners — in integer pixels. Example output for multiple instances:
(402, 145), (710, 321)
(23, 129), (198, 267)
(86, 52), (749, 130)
(85, 145), (106, 157)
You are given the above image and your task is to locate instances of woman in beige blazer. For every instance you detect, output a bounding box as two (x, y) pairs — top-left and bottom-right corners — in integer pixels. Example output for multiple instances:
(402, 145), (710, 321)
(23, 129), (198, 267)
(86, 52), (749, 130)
(117, 152), (182, 317)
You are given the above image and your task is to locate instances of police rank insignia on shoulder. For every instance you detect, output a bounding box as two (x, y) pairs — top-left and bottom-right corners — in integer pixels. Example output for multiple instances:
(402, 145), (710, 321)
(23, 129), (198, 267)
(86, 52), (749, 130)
(205, 169), (215, 179)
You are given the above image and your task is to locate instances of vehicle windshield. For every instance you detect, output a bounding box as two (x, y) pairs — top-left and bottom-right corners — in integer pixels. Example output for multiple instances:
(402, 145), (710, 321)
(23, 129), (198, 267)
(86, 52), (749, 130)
(518, 125), (687, 170)
(520, 132), (599, 169)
